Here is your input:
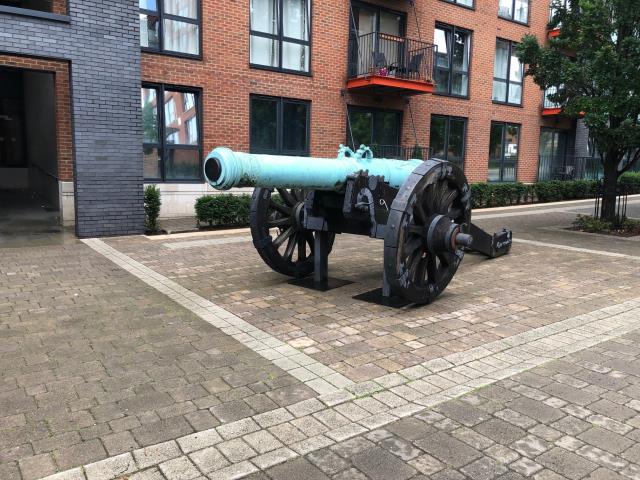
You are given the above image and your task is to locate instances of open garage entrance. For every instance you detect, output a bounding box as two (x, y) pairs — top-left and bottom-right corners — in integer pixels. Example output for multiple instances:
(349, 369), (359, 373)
(0, 58), (74, 244)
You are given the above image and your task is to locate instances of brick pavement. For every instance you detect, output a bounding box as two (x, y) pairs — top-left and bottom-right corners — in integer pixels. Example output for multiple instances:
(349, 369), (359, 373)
(106, 220), (640, 384)
(0, 243), (316, 480)
(34, 315), (640, 480)
(2, 204), (640, 479)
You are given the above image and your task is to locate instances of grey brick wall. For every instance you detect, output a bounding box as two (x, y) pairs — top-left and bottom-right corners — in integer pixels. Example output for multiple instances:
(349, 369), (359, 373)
(574, 119), (592, 158)
(0, 1), (144, 237)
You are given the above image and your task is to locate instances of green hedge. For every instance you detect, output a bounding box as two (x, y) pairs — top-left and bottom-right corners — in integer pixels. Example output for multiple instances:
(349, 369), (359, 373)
(195, 194), (252, 227)
(195, 173), (640, 227)
(471, 172), (640, 208)
(620, 171), (640, 192)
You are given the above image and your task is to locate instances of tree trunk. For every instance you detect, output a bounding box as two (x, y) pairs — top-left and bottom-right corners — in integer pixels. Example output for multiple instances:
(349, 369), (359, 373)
(600, 155), (619, 221)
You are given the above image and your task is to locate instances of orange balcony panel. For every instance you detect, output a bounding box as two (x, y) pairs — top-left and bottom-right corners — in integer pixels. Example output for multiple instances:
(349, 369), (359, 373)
(548, 28), (561, 38)
(542, 107), (563, 116)
(346, 75), (435, 96)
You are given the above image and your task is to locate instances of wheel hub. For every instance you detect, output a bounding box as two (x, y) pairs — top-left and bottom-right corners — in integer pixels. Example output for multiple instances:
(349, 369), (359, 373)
(425, 215), (473, 254)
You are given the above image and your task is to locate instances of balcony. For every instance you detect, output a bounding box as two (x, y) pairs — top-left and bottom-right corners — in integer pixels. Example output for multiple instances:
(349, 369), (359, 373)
(347, 32), (436, 96)
(542, 86), (563, 116)
(538, 155), (603, 181)
(547, 0), (566, 38)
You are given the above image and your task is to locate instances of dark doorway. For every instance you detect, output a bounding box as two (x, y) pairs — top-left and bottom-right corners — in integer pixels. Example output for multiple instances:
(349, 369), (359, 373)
(0, 67), (63, 243)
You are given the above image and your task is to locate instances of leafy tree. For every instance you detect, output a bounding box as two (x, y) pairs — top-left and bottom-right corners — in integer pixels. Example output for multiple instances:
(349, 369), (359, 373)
(516, 0), (640, 220)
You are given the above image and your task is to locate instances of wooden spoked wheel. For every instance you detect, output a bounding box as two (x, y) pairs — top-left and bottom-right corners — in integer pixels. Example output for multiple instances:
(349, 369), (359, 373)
(250, 188), (334, 278)
(384, 160), (472, 304)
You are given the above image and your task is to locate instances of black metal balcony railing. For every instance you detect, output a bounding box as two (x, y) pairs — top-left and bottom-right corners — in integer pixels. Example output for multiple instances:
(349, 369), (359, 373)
(348, 32), (436, 83)
(549, 0), (568, 22)
(538, 155), (603, 181)
(349, 144), (432, 161)
(543, 86), (563, 109)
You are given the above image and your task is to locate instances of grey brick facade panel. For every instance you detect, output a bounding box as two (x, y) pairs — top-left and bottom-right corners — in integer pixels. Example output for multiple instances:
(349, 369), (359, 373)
(0, 1), (144, 237)
(574, 119), (591, 158)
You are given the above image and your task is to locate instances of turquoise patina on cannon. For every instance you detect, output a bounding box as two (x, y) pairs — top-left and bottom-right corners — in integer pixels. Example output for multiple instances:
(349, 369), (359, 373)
(203, 145), (512, 306)
(205, 145), (423, 191)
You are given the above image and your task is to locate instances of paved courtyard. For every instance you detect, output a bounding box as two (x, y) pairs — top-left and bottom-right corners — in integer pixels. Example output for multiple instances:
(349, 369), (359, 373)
(1, 197), (640, 480)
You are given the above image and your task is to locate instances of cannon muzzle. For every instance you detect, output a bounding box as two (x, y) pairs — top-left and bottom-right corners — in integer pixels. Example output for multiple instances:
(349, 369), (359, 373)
(203, 146), (423, 191)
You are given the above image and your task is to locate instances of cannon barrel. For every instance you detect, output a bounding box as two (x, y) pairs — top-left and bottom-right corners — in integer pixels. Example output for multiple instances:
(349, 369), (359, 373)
(204, 146), (423, 191)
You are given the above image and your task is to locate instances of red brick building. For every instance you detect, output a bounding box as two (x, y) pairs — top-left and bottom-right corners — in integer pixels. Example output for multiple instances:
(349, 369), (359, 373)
(139, 0), (586, 216)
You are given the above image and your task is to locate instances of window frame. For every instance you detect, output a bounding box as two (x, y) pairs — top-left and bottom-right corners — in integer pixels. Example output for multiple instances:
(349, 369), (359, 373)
(349, 1), (407, 37)
(140, 0), (203, 60)
(439, 0), (474, 10)
(345, 105), (404, 149)
(498, 0), (530, 25)
(249, 94), (311, 156)
(434, 23), (472, 99)
(249, 0), (313, 76)
(488, 121), (520, 183)
(0, 2), (70, 21)
(492, 38), (524, 107)
(429, 114), (468, 169)
(142, 82), (204, 183)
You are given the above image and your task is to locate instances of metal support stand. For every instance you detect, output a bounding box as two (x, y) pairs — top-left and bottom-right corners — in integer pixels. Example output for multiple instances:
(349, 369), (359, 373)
(467, 223), (512, 258)
(288, 231), (353, 292)
(352, 269), (412, 308)
(314, 230), (329, 288)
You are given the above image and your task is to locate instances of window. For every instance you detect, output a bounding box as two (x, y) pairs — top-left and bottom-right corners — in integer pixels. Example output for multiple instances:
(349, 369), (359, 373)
(441, 0), (473, 8)
(250, 0), (311, 73)
(142, 85), (202, 181)
(430, 115), (467, 168)
(434, 24), (471, 97)
(250, 95), (310, 155)
(488, 122), (519, 182)
(498, 0), (528, 23)
(140, 0), (200, 56)
(0, 0), (56, 13)
(549, 0), (568, 22)
(347, 106), (402, 150)
(492, 39), (523, 106)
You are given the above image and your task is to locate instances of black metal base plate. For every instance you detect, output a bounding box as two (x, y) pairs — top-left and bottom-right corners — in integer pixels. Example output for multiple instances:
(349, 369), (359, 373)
(353, 288), (413, 308)
(288, 277), (353, 292)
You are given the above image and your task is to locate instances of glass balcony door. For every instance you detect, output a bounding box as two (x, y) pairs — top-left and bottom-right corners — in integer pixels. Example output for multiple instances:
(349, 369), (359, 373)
(349, 1), (405, 77)
(538, 128), (570, 180)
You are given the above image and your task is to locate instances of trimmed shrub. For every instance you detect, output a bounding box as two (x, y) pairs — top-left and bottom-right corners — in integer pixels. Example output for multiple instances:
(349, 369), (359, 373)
(620, 172), (640, 193)
(144, 185), (161, 233)
(195, 194), (252, 227)
(572, 214), (611, 233)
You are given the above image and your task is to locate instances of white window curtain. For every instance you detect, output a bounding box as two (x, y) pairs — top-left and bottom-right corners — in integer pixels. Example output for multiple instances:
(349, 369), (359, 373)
(164, 0), (197, 19)
(514, 0), (528, 22)
(251, 0), (278, 34)
(498, 0), (512, 18)
(163, 20), (199, 55)
(492, 40), (509, 102)
(282, 0), (309, 71)
(283, 0), (308, 40)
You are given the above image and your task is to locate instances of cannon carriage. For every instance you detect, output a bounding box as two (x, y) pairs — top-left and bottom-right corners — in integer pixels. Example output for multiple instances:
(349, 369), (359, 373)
(204, 145), (512, 306)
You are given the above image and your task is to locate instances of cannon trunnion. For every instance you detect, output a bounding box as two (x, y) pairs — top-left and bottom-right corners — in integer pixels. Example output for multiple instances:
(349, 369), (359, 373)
(204, 145), (512, 306)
